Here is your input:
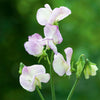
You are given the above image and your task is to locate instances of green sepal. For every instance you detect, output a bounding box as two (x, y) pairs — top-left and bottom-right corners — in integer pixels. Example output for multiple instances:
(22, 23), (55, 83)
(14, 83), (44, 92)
(76, 54), (85, 78)
(19, 62), (24, 74)
(38, 49), (47, 63)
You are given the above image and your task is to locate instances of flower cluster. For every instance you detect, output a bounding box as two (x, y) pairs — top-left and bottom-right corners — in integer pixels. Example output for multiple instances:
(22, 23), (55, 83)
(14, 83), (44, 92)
(19, 4), (72, 92)
(19, 4), (98, 96)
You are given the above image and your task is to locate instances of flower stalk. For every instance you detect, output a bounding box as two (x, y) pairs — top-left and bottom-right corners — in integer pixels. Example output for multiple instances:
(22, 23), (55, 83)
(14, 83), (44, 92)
(36, 86), (45, 100)
(67, 78), (79, 100)
(47, 52), (56, 100)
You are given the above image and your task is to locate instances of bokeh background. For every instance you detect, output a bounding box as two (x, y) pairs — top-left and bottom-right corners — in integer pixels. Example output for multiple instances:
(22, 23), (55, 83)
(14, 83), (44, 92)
(0, 0), (100, 100)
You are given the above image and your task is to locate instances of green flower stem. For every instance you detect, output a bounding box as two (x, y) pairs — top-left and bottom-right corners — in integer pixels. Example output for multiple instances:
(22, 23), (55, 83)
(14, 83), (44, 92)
(67, 78), (79, 100)
(47, 52), (56, 100)
(36, 87), (45, 100)
(67, 55), (87, 100)
(38, 56), (43, 63)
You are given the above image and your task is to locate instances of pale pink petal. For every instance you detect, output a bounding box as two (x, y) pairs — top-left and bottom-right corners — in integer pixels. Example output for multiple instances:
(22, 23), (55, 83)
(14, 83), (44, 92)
(19, 71), (35, 92)
(19, 65), (48, 92)
(24, 41), (43, 57)
(24, 65), (46, 76)
(48, 40), (58, 54)
(36, 73), (50, 83)
(36, 7), (52, 25)
(20, 76), (35, 92)
(48, 7), (71, 24)
(44, 4), (52, 12)
(64, 47), (73, 66)
(44, 24), (63, 44)
(53, 53), (68, 76)
(28, 33), (42, 41)
(44, 24), (57, 39)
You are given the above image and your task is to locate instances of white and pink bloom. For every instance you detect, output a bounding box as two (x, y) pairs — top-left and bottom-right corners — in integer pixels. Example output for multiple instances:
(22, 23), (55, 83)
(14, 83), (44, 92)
(53, 47), (73, 76)
(44, 24), (63, 54)
(19, 65), (50, 92)
(37, 4), (71, 25)
(24, 33), (44, 57)
(24, 25), (63, 55)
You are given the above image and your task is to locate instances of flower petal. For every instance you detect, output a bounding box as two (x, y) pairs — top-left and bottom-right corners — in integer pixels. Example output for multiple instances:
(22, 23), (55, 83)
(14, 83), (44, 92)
(36, 7), (52, 25)
(36, 73), (50, 83)
(90, 65), (98, 76)
(48, 40), (58, 54)
(24, 34), (44, 57)
(44, 4), (52, 12)
(48, 7), (71, 24)
(44, 24), (63, 44)
(24, 41), (43, 56)
(23, 65), (46, 76)
(19, 70), (35, 92)
(28, 33), (43, 41)
(19, 66), (35, 92)
(64, 47), (73, 66)
(53, 53), (68, 76)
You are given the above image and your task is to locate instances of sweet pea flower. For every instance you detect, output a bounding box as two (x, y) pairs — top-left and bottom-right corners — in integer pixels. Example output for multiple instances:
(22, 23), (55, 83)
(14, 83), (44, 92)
(37, 4), (71, 25)
(53, 47), (73, 76)
(24, 33), (45, 57)
(19, 65), (50, 92)
(84, 62), (98, 79)
(44, 24), (63, 54)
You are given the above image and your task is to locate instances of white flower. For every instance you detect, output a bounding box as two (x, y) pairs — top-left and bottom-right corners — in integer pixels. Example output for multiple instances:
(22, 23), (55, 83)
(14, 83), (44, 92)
(19, 65), (50, 92)
(24, 33), (45, 57)
(44, 24), (63, 54)
(36, 4), (71, 25)
(53, 47), (73, 76)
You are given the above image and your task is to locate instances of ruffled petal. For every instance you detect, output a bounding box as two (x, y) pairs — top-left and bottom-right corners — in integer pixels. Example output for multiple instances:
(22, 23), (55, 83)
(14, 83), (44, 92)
(64, 47), (73, 66)
(19, 65), (49, 92)
(48, 40), (58, 54)
(44, 4), (52, 12)
(24, 34), (44, 57)
(24, 41), (43, 56)
(28, 33), (42, 41)
(36, 7), (52, 25)
(53, 53), (68, 76)
(20, 67), (36, 92)
(23, 65), (46, 76)
(48, 7), (71, 24)
(36, 73), (50, 83)
(44, 24), (63, 44)
(19, 75), (35, 92)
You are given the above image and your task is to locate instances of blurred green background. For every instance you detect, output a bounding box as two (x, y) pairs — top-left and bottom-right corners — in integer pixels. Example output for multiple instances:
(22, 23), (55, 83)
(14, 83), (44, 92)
(0, 0), (100, 100)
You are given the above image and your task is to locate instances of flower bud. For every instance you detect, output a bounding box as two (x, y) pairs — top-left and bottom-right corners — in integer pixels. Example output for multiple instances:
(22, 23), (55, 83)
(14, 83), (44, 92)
(84, 59), (98, 79)
(76, 54), (85, 78)
(19, 62), (24, 74)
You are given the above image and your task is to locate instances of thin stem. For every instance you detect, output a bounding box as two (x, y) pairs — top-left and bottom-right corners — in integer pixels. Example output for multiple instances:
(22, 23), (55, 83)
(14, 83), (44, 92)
(36, 87), (45, 100)
(46, 55), (51, 65)
(67, 78), (79, 100)
(47, 52), (56, 100)
(38, 56), (43, 64)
